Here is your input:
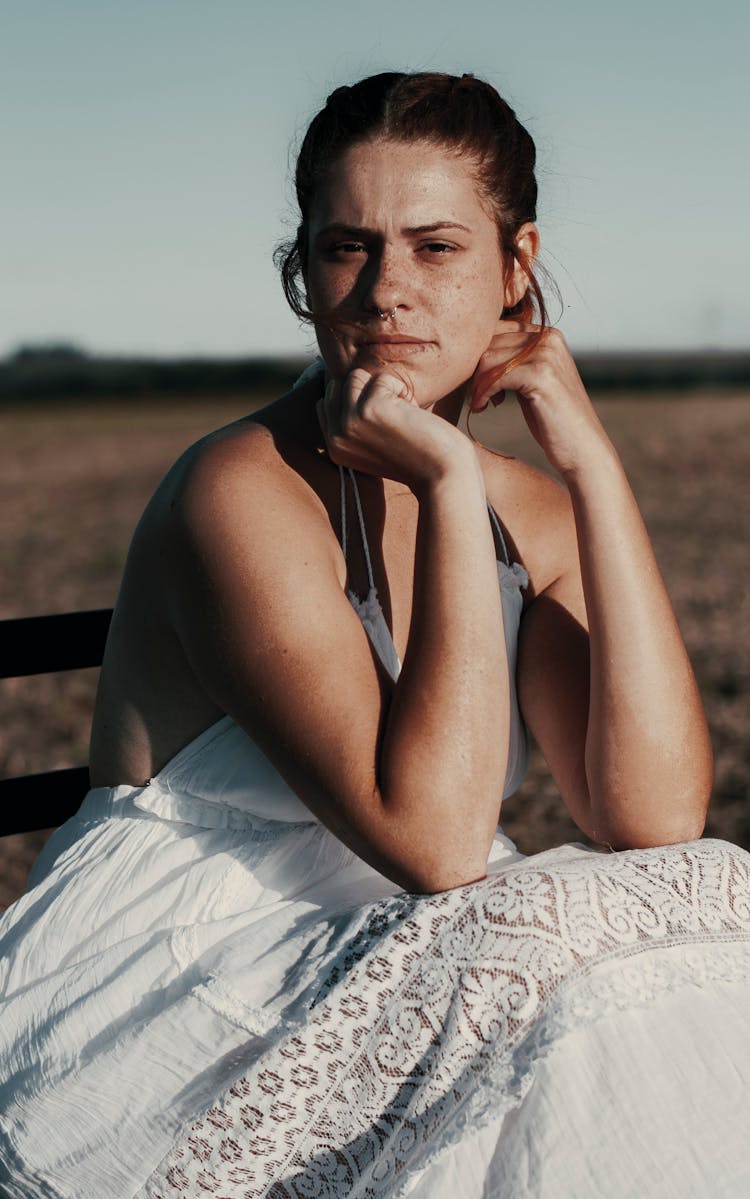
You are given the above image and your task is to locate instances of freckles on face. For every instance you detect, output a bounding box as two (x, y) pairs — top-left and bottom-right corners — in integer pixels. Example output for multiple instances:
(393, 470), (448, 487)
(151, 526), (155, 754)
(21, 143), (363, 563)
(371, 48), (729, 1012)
(305, 138), (506, 405)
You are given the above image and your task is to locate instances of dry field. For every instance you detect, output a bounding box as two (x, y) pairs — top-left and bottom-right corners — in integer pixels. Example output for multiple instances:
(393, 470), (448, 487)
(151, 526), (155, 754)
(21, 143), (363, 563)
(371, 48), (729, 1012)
(1, 389), (748, 909)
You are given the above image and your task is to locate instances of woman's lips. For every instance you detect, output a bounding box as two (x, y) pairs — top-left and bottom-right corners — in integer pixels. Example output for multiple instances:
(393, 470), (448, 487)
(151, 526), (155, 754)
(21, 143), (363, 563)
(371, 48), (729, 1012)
(359, 335), (434, 360)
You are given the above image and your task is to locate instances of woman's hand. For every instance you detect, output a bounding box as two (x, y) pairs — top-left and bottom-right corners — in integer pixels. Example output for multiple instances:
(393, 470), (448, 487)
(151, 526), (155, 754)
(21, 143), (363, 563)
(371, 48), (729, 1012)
(469, 323), (609, 480)
(317, 366), (475, 493)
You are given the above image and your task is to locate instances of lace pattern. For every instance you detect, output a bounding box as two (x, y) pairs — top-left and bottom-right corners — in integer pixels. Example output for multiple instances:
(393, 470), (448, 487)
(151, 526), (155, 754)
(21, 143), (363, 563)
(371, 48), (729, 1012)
(140, 839), (750, 1199)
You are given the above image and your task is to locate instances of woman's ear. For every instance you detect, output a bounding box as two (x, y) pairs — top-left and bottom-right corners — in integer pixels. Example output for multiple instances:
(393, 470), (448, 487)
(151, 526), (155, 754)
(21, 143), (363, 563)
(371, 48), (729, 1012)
(503, 222), (540, 311)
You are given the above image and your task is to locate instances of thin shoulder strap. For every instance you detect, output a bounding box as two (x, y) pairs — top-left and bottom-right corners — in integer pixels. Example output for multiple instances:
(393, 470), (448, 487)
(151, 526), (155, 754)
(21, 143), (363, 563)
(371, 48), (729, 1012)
(339, 464), (348, 560)
(338, 465), (376, 592)
(488, 504), (511, 566)
(340, 464), (509, 574)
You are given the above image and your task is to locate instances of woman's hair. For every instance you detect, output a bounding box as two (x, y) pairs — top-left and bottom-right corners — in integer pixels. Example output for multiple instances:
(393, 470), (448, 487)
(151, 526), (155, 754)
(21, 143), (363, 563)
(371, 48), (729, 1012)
(275, 71), (547, 329)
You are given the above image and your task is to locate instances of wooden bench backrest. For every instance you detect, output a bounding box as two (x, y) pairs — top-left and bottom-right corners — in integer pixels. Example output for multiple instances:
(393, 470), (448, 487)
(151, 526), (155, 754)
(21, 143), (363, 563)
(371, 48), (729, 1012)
(0, 610), (112, 836)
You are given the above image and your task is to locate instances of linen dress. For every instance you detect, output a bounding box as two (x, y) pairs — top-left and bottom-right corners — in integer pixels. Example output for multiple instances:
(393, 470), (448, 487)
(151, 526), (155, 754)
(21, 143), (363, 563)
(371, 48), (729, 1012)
(1, 466), (750, 1199)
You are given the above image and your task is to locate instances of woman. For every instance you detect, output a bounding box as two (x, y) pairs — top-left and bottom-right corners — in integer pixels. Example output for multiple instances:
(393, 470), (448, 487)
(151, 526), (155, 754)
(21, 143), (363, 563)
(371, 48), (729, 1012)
(1, 72), (749, 1199)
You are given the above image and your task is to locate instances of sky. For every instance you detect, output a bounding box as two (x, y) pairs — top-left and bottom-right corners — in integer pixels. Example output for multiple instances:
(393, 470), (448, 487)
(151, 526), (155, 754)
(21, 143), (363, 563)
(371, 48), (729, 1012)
(1, 0), (748, 358)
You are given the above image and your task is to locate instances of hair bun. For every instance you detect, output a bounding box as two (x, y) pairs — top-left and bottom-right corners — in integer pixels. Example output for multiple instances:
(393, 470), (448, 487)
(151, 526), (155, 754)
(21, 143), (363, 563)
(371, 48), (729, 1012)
(326, 85), (351, 106)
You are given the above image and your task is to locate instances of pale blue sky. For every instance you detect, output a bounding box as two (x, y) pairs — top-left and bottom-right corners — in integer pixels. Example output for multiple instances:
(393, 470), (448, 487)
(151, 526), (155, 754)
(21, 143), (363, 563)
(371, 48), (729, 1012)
(2, 0), (748, 356)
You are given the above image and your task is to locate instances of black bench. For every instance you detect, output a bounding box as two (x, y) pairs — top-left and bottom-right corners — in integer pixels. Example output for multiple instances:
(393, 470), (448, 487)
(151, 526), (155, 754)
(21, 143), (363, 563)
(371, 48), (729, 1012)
(0, 610), (112, 836)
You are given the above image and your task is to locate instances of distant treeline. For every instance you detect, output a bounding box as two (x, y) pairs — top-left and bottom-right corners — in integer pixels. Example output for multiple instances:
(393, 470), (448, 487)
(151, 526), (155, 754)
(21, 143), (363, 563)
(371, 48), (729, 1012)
(575, 350), (750, 392)
(1, 345), (749, 402)
(0, 346), (310, 402)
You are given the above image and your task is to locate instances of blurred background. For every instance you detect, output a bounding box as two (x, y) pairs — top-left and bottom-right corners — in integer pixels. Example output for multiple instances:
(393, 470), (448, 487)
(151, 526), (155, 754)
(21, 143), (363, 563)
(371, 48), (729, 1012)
(2, 0), (748, 906)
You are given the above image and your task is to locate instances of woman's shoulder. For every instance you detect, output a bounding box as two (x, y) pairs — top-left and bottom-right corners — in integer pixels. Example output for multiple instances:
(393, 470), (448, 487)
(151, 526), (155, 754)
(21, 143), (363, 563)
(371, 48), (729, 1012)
(142, 385), (341, 583)
(477, 444), (578, 597)
(176, 413), (292, 510)
(150, 385), (323, 518)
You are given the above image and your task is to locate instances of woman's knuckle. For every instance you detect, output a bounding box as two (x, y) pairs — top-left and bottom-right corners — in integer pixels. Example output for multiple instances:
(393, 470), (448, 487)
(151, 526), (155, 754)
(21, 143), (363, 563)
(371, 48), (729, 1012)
(546, 328), (567, 357)
(326, 435), (354, 467)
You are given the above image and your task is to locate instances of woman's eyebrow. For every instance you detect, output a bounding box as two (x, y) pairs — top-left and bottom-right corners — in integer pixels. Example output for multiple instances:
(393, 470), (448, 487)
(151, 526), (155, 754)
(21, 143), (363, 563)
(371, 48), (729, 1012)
(314, 223), (371, 241)
(403, 221), (472, 235)
(314, 220), (472, 241)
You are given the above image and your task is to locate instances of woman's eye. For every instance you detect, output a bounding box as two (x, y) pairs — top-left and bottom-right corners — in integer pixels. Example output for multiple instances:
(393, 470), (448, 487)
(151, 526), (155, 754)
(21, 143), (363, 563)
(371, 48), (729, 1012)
(331, 241), (366, 255)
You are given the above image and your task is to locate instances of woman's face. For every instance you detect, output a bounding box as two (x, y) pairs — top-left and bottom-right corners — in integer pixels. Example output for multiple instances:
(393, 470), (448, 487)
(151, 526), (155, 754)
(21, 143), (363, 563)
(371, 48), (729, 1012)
(305, 137), (517, 411)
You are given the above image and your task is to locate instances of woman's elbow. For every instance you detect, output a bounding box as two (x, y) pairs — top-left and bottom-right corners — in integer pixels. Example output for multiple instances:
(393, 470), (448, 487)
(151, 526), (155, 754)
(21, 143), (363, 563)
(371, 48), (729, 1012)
(581, 753), (712, 851)
(396, 854), (489, 895)
(590, 797), (709, 852)
(374, 795), (496, 894)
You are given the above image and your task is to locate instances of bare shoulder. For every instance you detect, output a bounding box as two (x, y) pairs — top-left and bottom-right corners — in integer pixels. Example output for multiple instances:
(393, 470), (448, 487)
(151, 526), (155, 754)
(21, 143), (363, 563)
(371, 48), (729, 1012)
(476, 445), (578, 598)
(152, 393), (342, 585)
(175, 416), (310, 520)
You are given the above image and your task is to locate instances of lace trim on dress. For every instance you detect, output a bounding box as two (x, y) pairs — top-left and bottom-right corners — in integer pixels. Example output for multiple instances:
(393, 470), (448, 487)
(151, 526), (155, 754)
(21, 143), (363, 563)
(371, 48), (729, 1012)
(140, 839), (750, 1199)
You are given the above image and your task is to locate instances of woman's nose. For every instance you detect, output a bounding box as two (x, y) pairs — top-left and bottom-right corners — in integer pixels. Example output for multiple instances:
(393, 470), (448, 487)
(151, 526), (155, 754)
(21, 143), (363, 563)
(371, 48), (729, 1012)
(360, 247), (408, 316)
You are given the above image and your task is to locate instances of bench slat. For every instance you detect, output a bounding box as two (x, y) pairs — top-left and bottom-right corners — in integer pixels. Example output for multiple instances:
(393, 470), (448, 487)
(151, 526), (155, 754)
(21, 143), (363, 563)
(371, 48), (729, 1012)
(0, 767), (89, 835)
(1, 609), (113, 837)
(0, 609), (113, 678)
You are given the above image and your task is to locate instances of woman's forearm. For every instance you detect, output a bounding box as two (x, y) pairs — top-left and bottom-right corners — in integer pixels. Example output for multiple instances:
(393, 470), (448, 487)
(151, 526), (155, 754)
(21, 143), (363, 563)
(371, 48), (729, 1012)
(377, 448), (510, 888)
(566, 439), (712, 847)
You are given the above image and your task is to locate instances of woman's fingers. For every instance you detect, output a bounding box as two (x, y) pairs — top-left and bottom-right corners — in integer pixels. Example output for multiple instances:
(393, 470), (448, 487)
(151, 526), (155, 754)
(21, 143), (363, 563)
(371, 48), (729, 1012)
(317, 362), (468, 486)
(469, 322), (545, 411)
(316, 367), (409, 468)
(492, 318), (540, 336)
(472, 324), (606, 478)
(469, 387), (506, 414)
(333, 367), (409, 430)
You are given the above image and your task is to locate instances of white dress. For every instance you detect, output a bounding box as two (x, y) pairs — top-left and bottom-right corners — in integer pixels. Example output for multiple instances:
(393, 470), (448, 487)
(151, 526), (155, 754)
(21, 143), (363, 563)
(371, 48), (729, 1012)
(1, 469), (750, 1199)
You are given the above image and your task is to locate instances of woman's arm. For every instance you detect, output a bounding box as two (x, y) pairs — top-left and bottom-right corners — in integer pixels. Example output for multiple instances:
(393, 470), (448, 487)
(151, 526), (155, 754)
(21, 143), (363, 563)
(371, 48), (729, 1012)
(168, 370), (510, 892)
(473, 325), (713, 849)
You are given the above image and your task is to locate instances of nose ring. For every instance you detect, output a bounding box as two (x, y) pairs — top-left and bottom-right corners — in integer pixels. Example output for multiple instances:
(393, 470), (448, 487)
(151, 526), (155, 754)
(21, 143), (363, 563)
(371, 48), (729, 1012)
(375, 308), (397, 320)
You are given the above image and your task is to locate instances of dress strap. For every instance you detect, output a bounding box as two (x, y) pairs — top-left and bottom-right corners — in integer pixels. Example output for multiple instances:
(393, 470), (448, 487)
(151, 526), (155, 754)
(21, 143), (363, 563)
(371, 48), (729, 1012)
(341, 464), (511, 576)
(339, 464), (348, 561)
(338, 465), (376, 593)
(487, 504), (511, 567)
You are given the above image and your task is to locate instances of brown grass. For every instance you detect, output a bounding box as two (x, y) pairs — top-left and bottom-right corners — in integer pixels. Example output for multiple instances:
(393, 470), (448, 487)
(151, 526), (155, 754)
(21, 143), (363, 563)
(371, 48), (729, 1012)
(2, 389), (748, 908)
